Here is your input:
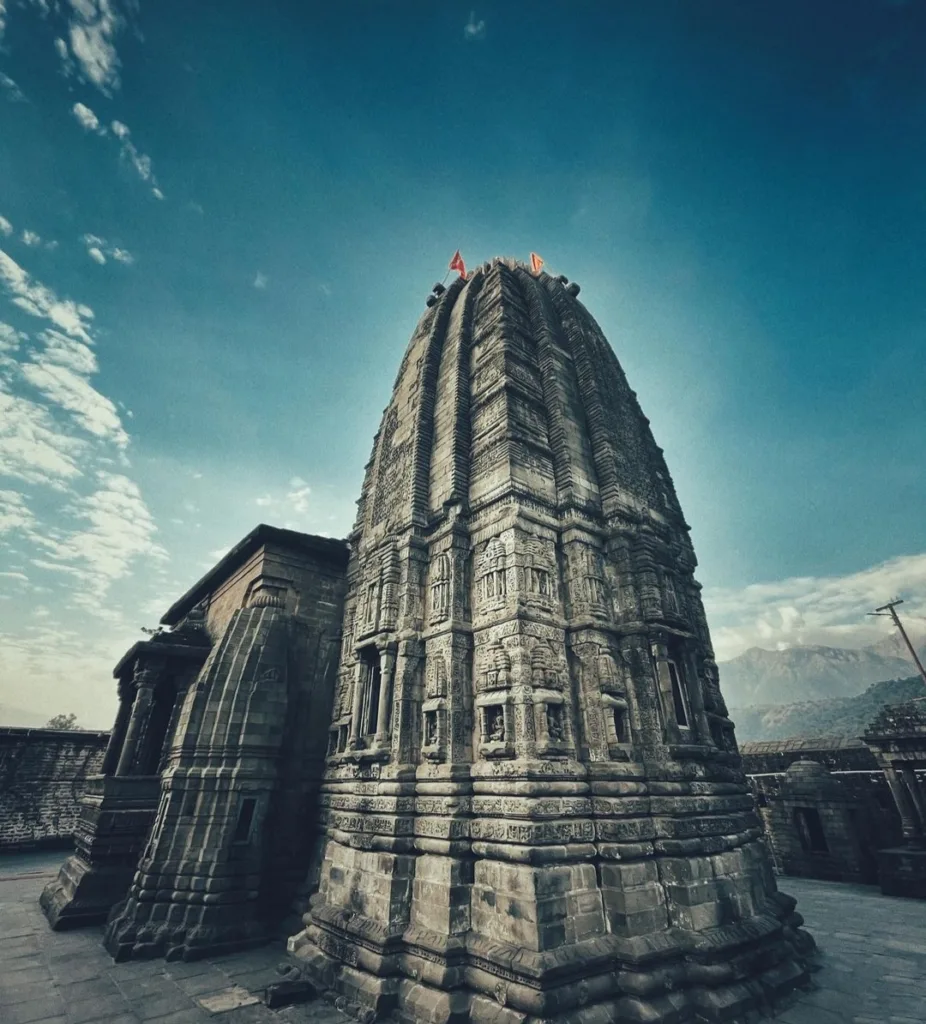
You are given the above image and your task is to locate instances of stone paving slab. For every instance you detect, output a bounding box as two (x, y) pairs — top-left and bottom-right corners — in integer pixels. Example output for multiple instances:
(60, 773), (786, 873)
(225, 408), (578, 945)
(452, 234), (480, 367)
(2, 853), (925, 1023)
(0, 853), (351, 1024)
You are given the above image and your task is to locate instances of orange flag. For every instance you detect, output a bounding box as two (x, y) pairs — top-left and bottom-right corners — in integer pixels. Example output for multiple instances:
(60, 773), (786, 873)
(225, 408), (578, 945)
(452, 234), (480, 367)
(449, 250), (466, 278)
(530, 252), (544, 275)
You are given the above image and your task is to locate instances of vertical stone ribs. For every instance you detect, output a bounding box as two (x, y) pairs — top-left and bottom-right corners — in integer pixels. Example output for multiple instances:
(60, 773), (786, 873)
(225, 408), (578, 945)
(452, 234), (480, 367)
(103, 604), (291, 962)
(428, 274), (482, 514)
(517, 267), (600, 513)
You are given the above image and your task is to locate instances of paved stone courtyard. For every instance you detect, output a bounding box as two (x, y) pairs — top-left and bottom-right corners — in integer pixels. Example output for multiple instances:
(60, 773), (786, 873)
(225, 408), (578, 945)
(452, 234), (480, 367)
(0, 852), (350, 1024)
(1, 851), (924, 1024)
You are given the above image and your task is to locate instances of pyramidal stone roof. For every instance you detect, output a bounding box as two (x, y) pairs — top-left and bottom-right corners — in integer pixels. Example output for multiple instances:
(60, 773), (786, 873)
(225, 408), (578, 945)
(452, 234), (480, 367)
(354, 255), (690, 546)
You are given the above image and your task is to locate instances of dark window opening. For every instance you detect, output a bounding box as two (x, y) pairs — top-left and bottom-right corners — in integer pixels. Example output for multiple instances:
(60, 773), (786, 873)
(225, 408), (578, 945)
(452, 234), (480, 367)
(756, 791), (769, 808)
(667, 660), (689, 728)
(233, 797), (258, 844)
(612, 707), (627, 743)
(327, 730), (338, 756)
(793, 807), (828, 853)
(359, 647), (381, 737)
(424, 710), (438, 746)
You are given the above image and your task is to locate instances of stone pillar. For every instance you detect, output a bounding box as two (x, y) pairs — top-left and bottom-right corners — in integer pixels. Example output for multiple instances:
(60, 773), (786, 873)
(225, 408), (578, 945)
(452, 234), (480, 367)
(684, 650), (712, 744)
(901, 767), (926, 839)
(374, 643), (397, 746)
(348, 660), (365, 749)
(101, 693), (132, 776)
(884, 765), (923, 844)
(115, 667), (157, 776)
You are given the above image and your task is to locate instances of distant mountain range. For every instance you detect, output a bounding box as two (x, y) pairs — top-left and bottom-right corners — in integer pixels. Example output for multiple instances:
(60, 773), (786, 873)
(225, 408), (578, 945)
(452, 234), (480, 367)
(730, 676), (925, 743)
(717, 631), (926, 708)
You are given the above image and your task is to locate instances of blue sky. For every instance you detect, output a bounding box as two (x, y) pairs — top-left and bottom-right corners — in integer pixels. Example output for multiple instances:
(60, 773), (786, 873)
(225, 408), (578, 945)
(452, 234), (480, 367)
(1, 1), (925, 725)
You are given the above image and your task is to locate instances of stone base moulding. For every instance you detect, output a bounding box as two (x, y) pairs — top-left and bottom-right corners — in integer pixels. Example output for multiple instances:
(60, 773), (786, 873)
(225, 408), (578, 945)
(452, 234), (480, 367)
(878, 845), (926, 900)
(287, 883), (815, 1024)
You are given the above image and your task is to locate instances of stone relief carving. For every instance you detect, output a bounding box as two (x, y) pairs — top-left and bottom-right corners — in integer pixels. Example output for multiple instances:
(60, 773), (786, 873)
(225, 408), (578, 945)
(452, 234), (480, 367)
(486, 704), (505, 741)
(428, 552), (451, 624)
(478, 639), (511, 692)
(476, 536), (507, 609)
(426, 652), (448, 698)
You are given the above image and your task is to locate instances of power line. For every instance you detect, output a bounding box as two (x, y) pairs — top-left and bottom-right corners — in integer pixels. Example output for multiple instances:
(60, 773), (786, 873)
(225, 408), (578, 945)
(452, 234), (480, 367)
(868, 598), (926, 688)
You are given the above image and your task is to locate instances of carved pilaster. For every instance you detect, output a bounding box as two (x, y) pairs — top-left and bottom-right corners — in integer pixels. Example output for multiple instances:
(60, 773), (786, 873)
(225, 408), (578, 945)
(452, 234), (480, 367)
(115, 662), (161, 776)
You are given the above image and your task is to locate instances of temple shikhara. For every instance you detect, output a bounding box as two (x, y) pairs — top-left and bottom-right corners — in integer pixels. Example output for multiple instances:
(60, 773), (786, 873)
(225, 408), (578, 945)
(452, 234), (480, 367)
(40, 258), (820, 1022)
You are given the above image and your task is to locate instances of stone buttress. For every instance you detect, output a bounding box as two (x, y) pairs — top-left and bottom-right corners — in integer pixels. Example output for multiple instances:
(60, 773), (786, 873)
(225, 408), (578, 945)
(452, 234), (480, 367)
(288, 259), (815, 1023)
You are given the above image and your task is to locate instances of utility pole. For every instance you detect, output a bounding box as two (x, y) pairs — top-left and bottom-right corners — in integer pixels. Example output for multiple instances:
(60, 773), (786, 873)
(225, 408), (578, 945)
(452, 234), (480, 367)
(869, 598), (926, 688)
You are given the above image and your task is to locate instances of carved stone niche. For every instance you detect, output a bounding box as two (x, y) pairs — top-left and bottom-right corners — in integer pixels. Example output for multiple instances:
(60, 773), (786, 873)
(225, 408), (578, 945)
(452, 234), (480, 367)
(534, 689), (571, 757)
(662, 571), (680, 616)
(567, 542), (608, 619)
(475, 536), (508, 613)
(327, 719), (351, 758)
(426, 652), (449, 699)
(428, 551), (452, 625)
(529, 641), (561, 690)
(601, 694), (631, 755)
(521, 534), (556, 611)
(421, 698), (447, 761)
(478, 639), (511, 693)
(476, 692), (514, 759)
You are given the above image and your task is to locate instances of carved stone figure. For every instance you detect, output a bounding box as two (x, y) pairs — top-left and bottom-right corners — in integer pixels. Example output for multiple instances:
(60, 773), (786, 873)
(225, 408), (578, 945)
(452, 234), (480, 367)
(486, 705), (505, 742)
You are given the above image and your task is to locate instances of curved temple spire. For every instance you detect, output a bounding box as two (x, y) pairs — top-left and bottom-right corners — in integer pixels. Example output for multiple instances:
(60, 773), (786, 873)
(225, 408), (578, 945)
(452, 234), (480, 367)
(291, 257), (814, 1024)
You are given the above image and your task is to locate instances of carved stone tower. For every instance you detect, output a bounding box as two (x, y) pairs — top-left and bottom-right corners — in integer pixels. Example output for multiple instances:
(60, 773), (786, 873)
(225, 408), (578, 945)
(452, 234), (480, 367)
(289, 259), (814, 1023)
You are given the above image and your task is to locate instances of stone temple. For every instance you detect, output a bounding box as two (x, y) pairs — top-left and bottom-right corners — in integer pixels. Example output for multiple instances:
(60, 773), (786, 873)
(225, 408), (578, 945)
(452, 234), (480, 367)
(40, 257), (816, 1022)
(286, 259), (814, 1022)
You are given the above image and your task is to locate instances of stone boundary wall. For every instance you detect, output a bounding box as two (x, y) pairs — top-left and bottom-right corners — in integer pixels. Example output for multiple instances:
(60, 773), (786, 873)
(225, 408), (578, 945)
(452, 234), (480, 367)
(740, 736), (878, 775)
(0, 727), (109, 851)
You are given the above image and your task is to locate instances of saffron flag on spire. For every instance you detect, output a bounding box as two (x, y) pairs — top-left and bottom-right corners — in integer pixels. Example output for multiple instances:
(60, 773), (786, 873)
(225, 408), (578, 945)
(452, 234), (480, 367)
(449, 250), (466, 278)
(530, 252), (544, 275)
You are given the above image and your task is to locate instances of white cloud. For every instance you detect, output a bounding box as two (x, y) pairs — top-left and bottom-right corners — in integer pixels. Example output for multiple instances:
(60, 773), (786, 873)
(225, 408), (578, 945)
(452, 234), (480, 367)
(0, 491), (35, 534)
(34, 472), (166, 606)
(0, 215), (12, 237)
(253, 271), (268, 290)
(21, 360), (128, 447)
(463, 10), (486, 41)
(0, 72), (25, 102)
(22, 230), (41, 247)
(706, 552), (926, 661)
(82, 233), (133, 266)
(0, 248), (95, 344)
(39, 329), (98, 374)
(0, 322), (24, 355)
(71, 101), (105, 134)
(108, 119), (162, 195)
(287, 476), (311, 515)
(63, 0), (125, 95)
(255, 495), (273, 507)
(0, 389), (87, 484)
